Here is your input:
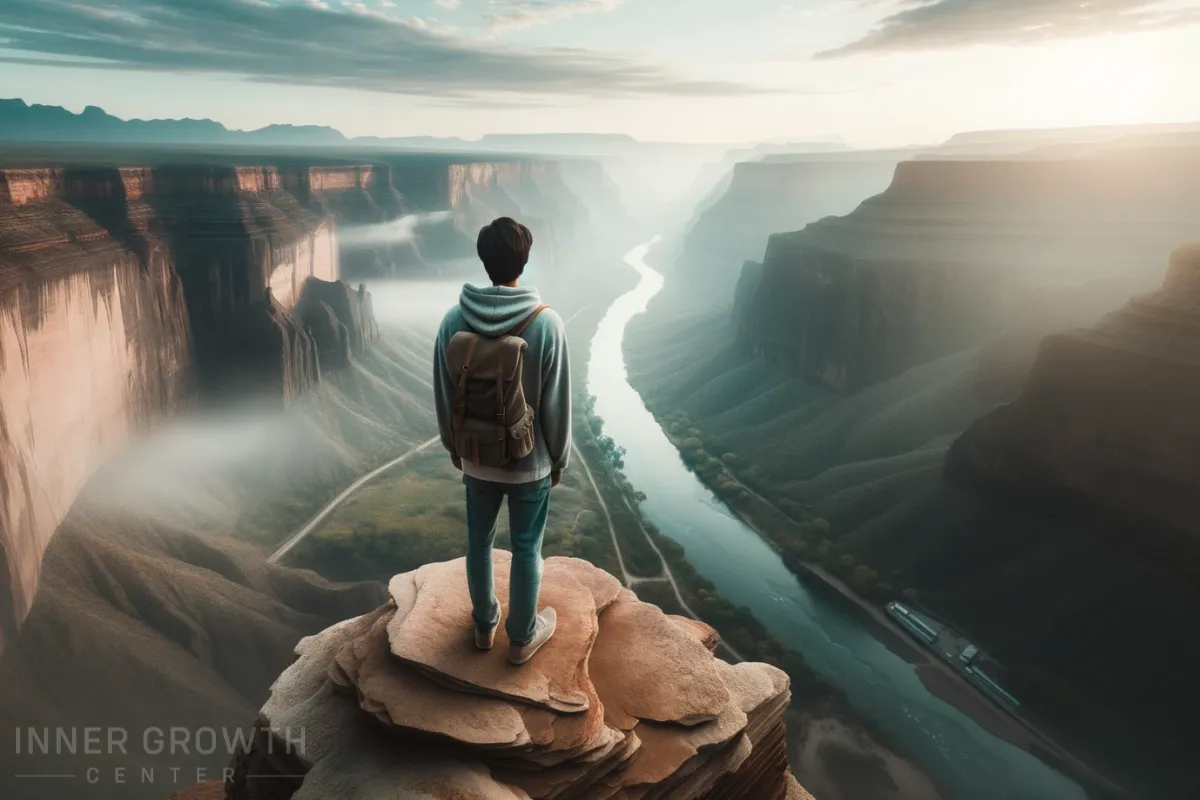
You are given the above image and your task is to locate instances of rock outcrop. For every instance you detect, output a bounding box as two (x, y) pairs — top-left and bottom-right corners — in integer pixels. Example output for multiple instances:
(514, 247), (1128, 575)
(740, 147), (1200, 392)
(226, 554), (803, 799)
(946, 245), (1200, 557)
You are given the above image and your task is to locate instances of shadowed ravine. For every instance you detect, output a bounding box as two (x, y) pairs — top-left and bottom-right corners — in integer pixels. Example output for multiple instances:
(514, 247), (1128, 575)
(587, 240), (1089, 800)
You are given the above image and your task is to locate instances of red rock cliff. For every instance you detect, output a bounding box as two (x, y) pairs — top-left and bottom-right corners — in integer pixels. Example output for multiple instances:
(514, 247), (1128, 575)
(0, 162), (379, 653)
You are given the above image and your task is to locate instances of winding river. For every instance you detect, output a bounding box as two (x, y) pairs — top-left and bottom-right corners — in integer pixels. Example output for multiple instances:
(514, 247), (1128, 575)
(586, 239), (1086, 800)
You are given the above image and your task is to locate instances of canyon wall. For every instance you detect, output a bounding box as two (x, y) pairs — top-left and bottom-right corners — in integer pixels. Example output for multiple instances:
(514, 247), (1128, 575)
(676, 157), (901, 298)
(301, 154), (601, 278)
(0, 190), (191, 654)
(740, 148), (1200, 392)
(946, 245), (1200, 558)
(0, 148), (614, 655)
(0, 162), (380, 651)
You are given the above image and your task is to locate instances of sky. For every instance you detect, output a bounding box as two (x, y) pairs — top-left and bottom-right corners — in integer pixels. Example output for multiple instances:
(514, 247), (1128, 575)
(1, 0), (1199, 146)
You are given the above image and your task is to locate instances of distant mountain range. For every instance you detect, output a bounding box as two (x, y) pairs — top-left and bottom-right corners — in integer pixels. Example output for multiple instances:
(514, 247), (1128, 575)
(0, 98), (751, 155)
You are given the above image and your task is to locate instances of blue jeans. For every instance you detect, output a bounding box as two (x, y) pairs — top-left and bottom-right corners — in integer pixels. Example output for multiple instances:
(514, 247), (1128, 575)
(463, 474), (552, 646)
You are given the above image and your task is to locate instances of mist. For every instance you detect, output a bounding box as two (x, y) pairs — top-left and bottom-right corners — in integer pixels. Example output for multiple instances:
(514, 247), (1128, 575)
(340, 210), (454, 248)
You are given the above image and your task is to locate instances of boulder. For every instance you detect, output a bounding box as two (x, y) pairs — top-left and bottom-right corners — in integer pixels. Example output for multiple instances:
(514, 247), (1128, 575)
(225, 554), (804, 799)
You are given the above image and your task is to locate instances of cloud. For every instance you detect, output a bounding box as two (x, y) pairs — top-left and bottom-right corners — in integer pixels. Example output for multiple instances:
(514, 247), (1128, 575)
(487, 0), (622, 33)
(433, 0), (462, 9)
(819, 0), (1200, 58)
(0, 0), (756, 100)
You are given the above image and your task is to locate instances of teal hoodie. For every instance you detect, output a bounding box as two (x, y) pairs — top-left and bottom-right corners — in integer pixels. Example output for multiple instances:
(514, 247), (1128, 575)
(433, 283), (572, 483)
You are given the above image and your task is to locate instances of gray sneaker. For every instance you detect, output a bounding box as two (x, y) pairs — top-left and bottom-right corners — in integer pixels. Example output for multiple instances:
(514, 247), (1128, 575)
(508, 608), (557, 665)
(475, 624), (497, 651)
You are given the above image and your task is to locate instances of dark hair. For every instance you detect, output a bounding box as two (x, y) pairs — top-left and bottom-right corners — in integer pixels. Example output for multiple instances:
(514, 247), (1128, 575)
(477, 217), (533, 284)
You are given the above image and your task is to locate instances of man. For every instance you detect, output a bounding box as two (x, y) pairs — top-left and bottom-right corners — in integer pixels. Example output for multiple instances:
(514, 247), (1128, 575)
(433, 217), (572, 666)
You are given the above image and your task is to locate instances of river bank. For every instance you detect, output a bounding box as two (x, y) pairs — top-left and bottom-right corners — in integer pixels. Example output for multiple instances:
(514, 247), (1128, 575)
(601, 240), (1093, 800)
(789, 713), (946, 800)
(647, 415), (1054, 748)
(619, 259), (1129, 798)
(555, 243), (948, 799)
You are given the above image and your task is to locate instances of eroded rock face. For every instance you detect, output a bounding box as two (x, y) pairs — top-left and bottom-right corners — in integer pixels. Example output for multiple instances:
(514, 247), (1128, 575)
(677, 157), (900, 297)
(740, 148), (1200, 392)
(227, 555), (802, 800)
(947, 245), (1200, 556)
(0, 164), (380, 651)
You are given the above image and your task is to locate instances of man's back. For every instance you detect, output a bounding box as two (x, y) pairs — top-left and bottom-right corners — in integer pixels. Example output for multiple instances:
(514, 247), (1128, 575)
(433, 281), (572, 484)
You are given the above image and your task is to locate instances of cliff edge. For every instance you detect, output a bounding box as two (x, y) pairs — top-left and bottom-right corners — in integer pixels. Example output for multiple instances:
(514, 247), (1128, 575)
(221, 553), (808, 800)
(0, 164), (382, 653)
(740, 149), (1200, 392)
(947, 245), (1200, 559)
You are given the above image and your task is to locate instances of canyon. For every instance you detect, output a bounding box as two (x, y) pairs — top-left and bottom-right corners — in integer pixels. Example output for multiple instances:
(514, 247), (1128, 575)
(739, 147), (1200, 391)
(624, 141), (1200, 798)
(0, 149), (601, 657)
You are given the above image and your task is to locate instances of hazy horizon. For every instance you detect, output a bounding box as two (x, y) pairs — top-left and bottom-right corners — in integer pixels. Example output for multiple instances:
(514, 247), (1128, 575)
(2, 0), (1198, 148)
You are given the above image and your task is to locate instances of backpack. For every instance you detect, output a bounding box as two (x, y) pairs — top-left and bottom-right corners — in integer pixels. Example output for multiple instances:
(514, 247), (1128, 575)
(445, 305), (549, 467)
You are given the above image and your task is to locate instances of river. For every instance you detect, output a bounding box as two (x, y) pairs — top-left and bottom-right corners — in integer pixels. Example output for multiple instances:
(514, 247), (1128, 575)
(586, 239), (1087, 800)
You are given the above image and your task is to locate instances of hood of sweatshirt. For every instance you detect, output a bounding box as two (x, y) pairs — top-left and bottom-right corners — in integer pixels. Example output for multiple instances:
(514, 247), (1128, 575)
(458, 283), (543, 337)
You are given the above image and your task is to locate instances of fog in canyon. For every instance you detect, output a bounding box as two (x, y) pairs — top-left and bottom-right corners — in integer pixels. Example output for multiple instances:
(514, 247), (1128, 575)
(2, 108), (1200, 800)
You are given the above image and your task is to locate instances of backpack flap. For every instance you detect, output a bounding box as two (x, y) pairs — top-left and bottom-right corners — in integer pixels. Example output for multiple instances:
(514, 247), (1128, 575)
(445, 331), (532, 466)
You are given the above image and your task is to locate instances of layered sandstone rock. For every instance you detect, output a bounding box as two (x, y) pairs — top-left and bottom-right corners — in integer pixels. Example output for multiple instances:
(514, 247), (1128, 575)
(947, 245), (1200, 552)
(740, 148), (1200, 392)
(226, 554), (800, 799)
(0, 163), (378, 651)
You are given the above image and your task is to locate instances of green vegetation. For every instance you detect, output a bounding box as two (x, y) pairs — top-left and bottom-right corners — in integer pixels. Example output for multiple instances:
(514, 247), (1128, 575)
(573, 403), (891, 731)
(289, 448), (622, 582)
(641, 521), (860, 714)
(573, 393), (664, 578)
(658, 407), (921, 606)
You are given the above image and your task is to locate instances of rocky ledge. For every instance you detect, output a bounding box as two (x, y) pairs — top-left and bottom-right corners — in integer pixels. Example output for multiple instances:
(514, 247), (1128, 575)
(947, 245), (1200, 560)
(221, 553), (808, 800)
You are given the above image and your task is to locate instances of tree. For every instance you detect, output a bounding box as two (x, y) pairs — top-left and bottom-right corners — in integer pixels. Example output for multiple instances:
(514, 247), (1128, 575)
(779, 499), (805, 519)
(813, 518), (832, 535)
(851, 565), (878, 593)
(597, 435), (626, 469)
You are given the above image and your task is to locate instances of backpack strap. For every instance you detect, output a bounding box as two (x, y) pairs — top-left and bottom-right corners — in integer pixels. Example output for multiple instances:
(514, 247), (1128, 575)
(452, 335), (479, 441)
(507, 304), (549, 338)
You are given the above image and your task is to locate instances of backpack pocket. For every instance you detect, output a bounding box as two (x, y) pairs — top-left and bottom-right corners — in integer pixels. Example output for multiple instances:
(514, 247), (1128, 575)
(454, 416), (511, 468)
(508, 408), (536, 462)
